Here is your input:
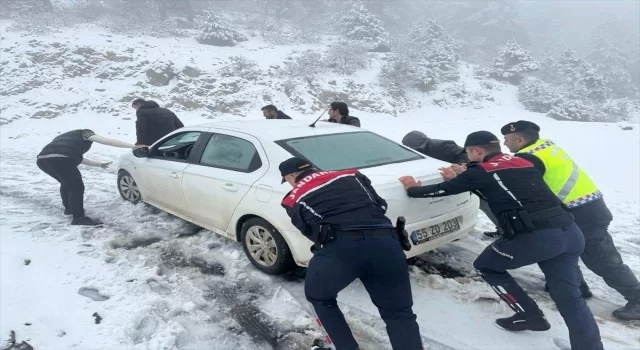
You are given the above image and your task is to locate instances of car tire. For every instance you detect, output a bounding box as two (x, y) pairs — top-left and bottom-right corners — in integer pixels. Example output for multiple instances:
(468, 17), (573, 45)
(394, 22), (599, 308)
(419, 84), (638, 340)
(241, 218), (294, 275)
(117, 170), (142, 204)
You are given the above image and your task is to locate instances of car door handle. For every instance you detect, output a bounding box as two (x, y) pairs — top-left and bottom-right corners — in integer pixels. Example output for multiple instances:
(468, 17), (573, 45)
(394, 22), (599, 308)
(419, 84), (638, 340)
(222, 183), (239, 192)
(169, 172), (179, 178)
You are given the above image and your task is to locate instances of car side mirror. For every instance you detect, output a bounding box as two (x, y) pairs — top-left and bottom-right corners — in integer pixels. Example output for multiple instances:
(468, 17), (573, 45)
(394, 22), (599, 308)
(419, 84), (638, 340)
(132, 147), (149, 158)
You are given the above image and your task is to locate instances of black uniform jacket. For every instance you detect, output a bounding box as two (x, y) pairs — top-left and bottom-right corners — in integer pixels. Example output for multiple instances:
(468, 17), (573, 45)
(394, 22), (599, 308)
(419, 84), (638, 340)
(407, 153), (563, 217)
(281, 169), (392, 240)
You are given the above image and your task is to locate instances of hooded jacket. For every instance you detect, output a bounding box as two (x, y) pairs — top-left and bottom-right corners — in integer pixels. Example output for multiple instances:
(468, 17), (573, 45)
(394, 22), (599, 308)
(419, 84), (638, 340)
(402, 131), (468, 164)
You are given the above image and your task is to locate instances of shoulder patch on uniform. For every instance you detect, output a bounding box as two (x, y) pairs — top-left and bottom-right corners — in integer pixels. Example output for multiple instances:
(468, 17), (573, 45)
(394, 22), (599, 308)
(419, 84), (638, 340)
(281, 169), (358, 207)
(478, 154), (533, 172)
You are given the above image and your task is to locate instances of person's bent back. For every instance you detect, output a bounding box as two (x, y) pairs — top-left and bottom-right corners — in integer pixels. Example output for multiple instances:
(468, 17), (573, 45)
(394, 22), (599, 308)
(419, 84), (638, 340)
(135, 100), (184, 146)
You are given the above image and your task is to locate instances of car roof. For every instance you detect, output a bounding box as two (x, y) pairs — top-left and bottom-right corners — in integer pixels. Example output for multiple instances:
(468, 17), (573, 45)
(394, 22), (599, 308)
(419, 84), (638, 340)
(193, 119), (363, 141)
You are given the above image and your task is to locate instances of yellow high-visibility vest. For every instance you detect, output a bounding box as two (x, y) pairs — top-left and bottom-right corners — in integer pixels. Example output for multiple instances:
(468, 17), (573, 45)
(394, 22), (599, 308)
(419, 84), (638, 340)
(519, 139), (601, 208)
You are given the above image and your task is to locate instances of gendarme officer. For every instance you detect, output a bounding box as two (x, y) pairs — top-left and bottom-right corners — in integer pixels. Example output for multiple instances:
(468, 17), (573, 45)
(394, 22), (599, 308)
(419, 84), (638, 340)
(399, 131), (603, 350)
(502, 120), (640, 321)
(279, 157), (422, 350)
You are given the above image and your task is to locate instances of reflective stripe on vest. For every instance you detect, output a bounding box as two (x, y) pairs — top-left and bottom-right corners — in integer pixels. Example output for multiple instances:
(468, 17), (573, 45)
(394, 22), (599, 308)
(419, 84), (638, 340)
(519, 139), (601, 208)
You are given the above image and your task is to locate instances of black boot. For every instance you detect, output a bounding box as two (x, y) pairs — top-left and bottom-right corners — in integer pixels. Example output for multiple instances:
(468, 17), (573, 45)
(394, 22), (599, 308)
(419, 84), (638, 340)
(310, 338), (334, 350)
(483, 228), (503, 238)
(612, 301), (640, 321)
(71, 216), (103, 226)
(580, 281), (593, 299)
(496, 313), (551, 332)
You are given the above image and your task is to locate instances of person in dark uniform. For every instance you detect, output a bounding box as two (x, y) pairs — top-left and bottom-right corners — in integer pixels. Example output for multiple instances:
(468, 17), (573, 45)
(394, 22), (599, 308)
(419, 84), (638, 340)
(501, 120), (640, 321)
(37, 129), (140, 226)
(279, 157), (422, 350)
(261, 104), (292, 119)
(326, 102), (360, 127)
(402, 130), (502, 238)
(399, 131), (603, 350)
(134, 100), (184, 146)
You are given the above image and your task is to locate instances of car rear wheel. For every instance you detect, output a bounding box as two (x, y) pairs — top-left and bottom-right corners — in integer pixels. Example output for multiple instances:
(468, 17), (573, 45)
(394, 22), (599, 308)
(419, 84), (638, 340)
(241, 218), (294, 275)
(118, 170), (141, 203)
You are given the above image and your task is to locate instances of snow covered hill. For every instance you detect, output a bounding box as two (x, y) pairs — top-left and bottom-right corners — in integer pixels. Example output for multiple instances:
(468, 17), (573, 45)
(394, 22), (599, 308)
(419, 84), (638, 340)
(1, 21), (639, 350)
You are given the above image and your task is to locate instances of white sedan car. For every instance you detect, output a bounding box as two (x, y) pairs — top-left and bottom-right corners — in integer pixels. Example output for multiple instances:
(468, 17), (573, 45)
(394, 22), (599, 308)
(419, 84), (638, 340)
(117, 119), (479, 275)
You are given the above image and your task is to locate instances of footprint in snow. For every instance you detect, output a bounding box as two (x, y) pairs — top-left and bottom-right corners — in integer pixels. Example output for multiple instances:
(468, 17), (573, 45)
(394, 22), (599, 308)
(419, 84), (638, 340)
(552, 337), (571, 350)
(78, 287), (110, 301)
(146, 278), (171, 295)
(132, 315), (160, 345)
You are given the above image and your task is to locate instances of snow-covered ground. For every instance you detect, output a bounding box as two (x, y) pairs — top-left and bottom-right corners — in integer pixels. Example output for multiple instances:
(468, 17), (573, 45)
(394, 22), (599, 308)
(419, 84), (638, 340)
(1, 22), (639, 350)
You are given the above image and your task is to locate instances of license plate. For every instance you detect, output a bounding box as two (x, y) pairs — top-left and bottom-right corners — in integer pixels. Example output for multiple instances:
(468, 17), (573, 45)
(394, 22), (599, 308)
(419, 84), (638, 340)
(410, 217), (462, 245)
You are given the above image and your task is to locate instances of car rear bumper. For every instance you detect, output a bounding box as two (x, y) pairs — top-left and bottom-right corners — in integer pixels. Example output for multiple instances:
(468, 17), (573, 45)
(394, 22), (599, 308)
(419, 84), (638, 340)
(403, 194), (479, 258)
(284, 195), (480, 267)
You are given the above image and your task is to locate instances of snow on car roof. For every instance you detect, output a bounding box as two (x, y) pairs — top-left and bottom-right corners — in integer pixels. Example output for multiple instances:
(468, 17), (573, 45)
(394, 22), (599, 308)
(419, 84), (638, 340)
(193, 119), (362, 140)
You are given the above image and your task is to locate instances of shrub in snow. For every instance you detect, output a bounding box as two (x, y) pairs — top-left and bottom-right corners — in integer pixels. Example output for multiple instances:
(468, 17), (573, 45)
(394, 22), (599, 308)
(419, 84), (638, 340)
(260, 18), (293, 44)
(284, 50), (326, 79)
(489, 39), (539, 85)
(517, 77), (559, 113)
(406, 20), (460, 87)
(555, 50), (607, 102)
(546, 100), (604, 122)
(413, 42), (461, 91)
(601, 98), (633, 121)
(219, 56), (261, 81)
(340, 0), (390, 53)
(379, 55), (409, 97)
(146, 60), (177, 86)
(197, 10), (248, 47)
(379, 20), (460, 94)
(324, 40), (369, 75)
(588, 20), (640, 99)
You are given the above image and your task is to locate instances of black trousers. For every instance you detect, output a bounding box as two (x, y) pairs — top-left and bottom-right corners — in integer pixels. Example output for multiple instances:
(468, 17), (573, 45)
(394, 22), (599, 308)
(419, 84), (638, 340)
(473, 223), (603, 350)
(579, 222), (640, 302)
(304, 234), (423, 350)
(36, 157), (85, 218)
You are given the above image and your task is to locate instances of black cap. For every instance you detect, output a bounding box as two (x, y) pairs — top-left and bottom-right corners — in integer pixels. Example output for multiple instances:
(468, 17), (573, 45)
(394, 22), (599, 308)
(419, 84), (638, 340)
(463, 131), (501, 148)
(500, 120), (540, 135)
(279, 157), (313, 183)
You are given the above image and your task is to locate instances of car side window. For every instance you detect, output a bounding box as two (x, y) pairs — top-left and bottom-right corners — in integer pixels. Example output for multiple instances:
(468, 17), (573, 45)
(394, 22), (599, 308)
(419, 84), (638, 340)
(152, 131), (202, 161)
(199, 134), (262, 172)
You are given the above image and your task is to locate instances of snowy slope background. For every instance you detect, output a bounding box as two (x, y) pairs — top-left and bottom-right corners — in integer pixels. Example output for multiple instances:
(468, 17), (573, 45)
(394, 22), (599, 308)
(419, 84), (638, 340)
(1, 2), (640, 350)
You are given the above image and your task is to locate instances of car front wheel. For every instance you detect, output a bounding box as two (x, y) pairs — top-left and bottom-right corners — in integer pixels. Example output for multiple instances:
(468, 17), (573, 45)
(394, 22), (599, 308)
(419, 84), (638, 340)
(241, 218), (294, 275)
(118, 170), (141, 203)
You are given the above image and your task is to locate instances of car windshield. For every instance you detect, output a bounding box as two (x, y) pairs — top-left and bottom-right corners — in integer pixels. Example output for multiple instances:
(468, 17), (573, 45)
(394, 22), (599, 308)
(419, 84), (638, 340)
(276, 131), (424, 171)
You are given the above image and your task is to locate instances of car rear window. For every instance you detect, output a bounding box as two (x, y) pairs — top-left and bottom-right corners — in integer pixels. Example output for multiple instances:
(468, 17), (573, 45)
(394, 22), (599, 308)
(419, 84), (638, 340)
(275, 131), (424, 171)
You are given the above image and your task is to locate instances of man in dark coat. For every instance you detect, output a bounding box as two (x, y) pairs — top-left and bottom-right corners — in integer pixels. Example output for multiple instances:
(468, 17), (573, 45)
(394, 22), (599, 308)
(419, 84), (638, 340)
(133, 100), (184, 146)
(37, 129), (140, 226)
(261, 104), (292, 119)
(402, 130), (501, 237)
(326, 102), (360, 127)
